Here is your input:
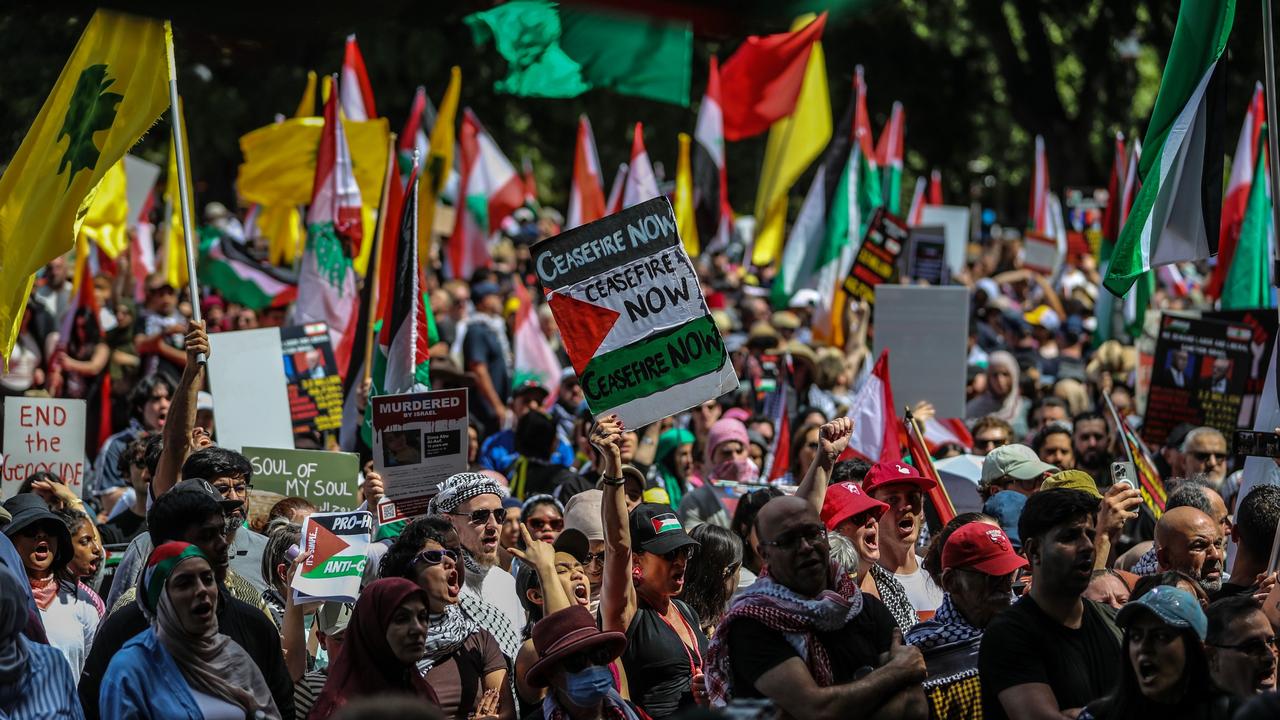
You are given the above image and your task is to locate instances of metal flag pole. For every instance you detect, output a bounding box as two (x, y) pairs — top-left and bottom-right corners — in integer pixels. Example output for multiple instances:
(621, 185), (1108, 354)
(163, 21), (205, 364)
(363, 134), (399, 384)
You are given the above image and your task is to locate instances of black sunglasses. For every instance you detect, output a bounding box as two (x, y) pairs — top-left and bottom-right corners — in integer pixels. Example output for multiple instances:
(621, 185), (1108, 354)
(450, 508), (503, 526)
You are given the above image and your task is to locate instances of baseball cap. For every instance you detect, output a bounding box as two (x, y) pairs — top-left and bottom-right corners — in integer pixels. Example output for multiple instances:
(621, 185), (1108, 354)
(471, 281), (501, 300)
(983, 490), (1027, 548)
(511, 380), (550, 401)
(942, 522), (1028, 575)
(820, 482), (889, 531)
(981, 444), (1057, 486)
(317, 601), (353, 636)
(558, 488), (603, 562)
(862, 460), (938, 496)
(172, 477), (243, 514)
(1041, 469), (1102, 499)
(628, 503), (698, 556)
(1116, 586), (1208, 641)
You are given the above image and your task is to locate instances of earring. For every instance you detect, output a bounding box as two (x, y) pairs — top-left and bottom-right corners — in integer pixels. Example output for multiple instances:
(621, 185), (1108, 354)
(632, 565), (643, 581)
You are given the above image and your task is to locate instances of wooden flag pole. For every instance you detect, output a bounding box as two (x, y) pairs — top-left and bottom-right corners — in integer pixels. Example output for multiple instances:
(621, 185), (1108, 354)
(903, 406), (956, 519)
(163, 21), (204, 365)
(363, 133), (399, 385)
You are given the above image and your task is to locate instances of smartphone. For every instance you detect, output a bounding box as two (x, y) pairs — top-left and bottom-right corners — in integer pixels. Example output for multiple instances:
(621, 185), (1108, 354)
(1233, 430), (1280, 458)
(1110, 461), (1137, 490)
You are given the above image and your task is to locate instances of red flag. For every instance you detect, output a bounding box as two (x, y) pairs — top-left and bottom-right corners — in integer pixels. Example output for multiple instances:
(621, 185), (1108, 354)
(927, 169), (942, 205)
(567, 115), (606, 229)
(840, 351), (902, 463)
(719, 13), (827, 141)
(1101, 132), (1127, 244)
(904, 412), (956, 525)
(1207, 82), (1266, 299)
(1029, 135), (1049, 232)
(341, 34), (377, 120)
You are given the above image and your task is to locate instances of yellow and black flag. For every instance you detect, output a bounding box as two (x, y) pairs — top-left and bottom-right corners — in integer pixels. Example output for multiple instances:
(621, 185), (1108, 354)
(0, 10), (167, 366)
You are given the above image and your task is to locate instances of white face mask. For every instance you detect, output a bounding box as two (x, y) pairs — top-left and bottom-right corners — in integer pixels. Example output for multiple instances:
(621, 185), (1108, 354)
(712, 457), (759, 483)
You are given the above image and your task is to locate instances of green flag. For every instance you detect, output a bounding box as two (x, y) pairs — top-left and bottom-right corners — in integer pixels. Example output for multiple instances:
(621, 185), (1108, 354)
(465, 1), (691, 106)
(1222, 125), (1275, 310)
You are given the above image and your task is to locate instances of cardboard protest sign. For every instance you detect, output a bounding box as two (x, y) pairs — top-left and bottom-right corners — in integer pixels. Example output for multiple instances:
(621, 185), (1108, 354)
(243, 446), (360, 512)
(2, 398), (86, 499)
(873, 286), (970, 419)
(906, 225), (948, 285)
(1203, 309), (1277, 430)
(208, 327), (294, 451)
(842, 209), (908, 306)
(1021, 232), (1060, 276)
(280, 323), (344, 439)
(919, 205), (970, 277)
(294, 510), (373, 603)
(1144, 314), (1254, 448)
(372, 388), (469, 516)
(532, 197), (738, 428)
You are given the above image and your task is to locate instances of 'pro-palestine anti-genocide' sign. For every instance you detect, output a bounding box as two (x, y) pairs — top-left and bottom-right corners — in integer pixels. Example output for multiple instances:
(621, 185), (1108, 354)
(534, 197), (738, 428)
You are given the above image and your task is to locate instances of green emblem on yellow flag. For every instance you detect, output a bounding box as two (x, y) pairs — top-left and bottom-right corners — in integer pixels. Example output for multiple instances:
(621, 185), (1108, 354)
(57, 64), (123, 187)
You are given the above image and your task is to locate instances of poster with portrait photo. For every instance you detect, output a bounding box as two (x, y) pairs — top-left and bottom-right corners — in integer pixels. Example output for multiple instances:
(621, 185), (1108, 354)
(1145, 314), (1253, 448)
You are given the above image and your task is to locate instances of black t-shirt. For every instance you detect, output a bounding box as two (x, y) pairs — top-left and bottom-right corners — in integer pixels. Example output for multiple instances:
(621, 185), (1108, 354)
(620, 598), (709, 720)
(1210, 581), (1254, 603)
(979, 596), (1121, 720)
(727, 594), (896, 698)
(98, 511), (146, 546)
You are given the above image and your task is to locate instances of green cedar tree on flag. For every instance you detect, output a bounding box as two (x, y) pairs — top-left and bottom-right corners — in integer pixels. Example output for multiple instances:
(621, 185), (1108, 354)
(1221, 125), (1275, 310)
(463, 0), (691, 106)
(875, 101), (905, 215)
(1104, 0), (1235, 296)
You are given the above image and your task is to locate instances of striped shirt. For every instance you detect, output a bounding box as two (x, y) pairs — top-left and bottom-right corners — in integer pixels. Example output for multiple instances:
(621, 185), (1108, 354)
(6, 635), (85, 718)
(293, 668), (328, 719)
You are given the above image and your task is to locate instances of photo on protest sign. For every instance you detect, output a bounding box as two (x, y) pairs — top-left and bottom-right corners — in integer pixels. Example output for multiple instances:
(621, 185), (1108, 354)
(243, 446), (360, 512)
(293, 509), (373, 603)
(531, 197), (738, 429)
(905, 225), (948, 285)
(2, 398), (85, 500)
(207, 327), (294, 452)
(372, 388), (469, 515)
(918, 204), (970, 277)
(1203, 309), (1276, 430)
(843, 209), (908, 306)
(873, 286), (970, 419)
(1144, 314), (1254, 448)
(280, 323), (343, 440)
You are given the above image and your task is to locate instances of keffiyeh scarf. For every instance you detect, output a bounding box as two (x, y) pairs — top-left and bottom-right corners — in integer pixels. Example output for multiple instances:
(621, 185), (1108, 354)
(1132, 546), (1159, 576)
(458, 580), (521, 660)
(705, 562), (863, 707)
(904, 593), (982, 651)
(869, 563), (920, 632)
(429, 472), (508, 516)
(417, 605), (480, 673)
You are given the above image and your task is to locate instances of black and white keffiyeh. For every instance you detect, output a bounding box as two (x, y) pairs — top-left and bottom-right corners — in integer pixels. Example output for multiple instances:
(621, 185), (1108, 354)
(458, 583), (521, 661)
(416, 605), (481, 673)
(429, 472), (508, 515)
(904, 593), (982, 651)
(869, 563), (920, 631)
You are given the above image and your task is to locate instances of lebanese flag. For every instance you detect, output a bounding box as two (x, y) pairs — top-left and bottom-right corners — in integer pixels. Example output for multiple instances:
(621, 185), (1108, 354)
(841, 351), (903, 463)
(1207, 81), (1265, 299)
(567, 115), (606, 229)
(449, 109), (523, 280)
(1029, 134), (1049, 232)
(693, 56), (732, 252)
(622, 123), (660, 208)
(295, 81), (363, 371)
(875, 101), (905, 214)
(719, 12), (827, 140)
(341, 34), (377, 121)
(923, 417), (973, 453)
(512, 280), (561, 396)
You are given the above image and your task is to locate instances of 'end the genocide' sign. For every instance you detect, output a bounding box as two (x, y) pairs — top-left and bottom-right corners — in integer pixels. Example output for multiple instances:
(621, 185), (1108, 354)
(533, 197), (738, 428)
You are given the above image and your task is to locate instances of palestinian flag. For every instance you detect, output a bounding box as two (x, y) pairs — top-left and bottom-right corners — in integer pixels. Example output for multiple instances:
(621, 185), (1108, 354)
(1208, 82), (1265, 300)
(566, 114), (606, 230)
(1221, 124), (1275, 310)
(198, 230), (297, 311)
(693, 56), (731, 253)
(875, 101), (905, 215)
(376, 164), (430, 396)
(1104, 393), (1166, 518)
(340, 34), (376, 121)
(295, 80), (363, 372)
(512, 279), (561, 394)
(622, 123), (660, 209)
(448, 109), (523, 280)
(1105, 0), (1235, 296)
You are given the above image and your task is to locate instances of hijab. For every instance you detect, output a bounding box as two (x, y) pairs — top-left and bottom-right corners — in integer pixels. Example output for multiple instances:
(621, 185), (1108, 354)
(140, 541), (280, 719)
(655, 428), (695, 506)
(966, 350), (1024, 422)
(0, 565), (30, 705)
(310, 577), (438, 719)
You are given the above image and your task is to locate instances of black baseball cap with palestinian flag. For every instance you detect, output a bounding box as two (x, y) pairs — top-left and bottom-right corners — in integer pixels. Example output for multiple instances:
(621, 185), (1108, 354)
(628, 503), (699, 556)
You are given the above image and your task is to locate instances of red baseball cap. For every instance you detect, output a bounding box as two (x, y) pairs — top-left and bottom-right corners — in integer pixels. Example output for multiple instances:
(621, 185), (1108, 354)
(942, 522), (1028, 576)
(861, 460), (938, 496)
(820, 482), (889, 530)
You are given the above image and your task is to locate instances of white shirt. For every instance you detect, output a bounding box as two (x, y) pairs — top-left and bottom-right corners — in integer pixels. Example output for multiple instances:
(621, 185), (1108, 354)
(471, 563), (524, 632)
(895, 564), (945, 614)
(41, 584), (101, 681)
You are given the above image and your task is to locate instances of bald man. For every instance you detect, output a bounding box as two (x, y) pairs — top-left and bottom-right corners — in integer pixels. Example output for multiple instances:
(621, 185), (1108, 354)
(708, 496), (927, 719)
(1155, 506), (1226, 594)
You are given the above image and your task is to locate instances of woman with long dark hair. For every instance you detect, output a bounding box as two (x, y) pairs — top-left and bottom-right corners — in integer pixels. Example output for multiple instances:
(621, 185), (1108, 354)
(1081, 586), (1232, 720)
(679, 524), (743, 636)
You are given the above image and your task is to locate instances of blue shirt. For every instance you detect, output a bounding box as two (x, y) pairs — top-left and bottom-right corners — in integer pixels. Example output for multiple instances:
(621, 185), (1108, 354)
(0, 636), (83, 719)
(479, 430), (574, 474)
(99, 627), (203, 720)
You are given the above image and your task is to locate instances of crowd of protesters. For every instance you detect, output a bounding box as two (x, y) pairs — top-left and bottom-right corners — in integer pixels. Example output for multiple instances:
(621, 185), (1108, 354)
(2, 197), (1280, 720)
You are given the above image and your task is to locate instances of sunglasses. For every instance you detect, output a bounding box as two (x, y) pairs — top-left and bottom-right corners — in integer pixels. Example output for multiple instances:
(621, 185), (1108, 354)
(450, 508), (503, 526)
(583, 551), (605, 567)
(412, 548), (459, 567)
(974, 437), (1007, 449)
(213, 483), (252, 497)
(661, 546), (696, 563)
(527, 517), (563, 532)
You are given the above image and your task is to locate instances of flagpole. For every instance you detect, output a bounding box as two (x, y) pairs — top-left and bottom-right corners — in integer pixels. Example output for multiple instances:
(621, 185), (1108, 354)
(1265, 0), (1280, 274)
(163, 21), (204, 365)
(903, 406), (955, 520)
(363, 133), (398, 384)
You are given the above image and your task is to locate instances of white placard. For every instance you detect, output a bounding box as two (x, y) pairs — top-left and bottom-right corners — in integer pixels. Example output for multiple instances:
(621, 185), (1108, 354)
(1022, 232), (1061, 276)
(873, 285), (971, 419)
(123, 154), (162, 225)
(207, 327), (294, 452)
(919, 205), (970, 279)
(3, 397), (86, 499)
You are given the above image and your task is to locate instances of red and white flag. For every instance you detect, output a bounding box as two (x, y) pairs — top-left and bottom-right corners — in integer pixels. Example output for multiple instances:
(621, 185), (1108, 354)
(399, 86), (429, 170)
(512, 280), (561, 397)
(1207, 81), (1266, 299)
(693, 57), (732, 252)
(622, 123), (660, 209)
(605, 163), (628, 216)
(927, 169), (942, 205)
(567, 115), (606, 229)
(340, 34), (376, 121)
(1029, 134), (1049, 232)
(907, 169), (942, 226)
(449, 109), (523, 280)
(923, 417), (973, 453)
(842, 351), (902, 463)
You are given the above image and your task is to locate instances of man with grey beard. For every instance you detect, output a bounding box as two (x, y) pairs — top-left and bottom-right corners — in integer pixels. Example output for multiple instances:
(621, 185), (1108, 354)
(1155, 506), (1226, 595)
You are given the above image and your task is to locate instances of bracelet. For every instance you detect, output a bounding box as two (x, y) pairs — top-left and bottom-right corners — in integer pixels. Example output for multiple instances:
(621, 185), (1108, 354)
(601, 475), (625, 486)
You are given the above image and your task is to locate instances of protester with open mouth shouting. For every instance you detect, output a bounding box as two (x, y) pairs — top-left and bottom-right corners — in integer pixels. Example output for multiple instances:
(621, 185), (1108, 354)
(598, 413), (708, 719)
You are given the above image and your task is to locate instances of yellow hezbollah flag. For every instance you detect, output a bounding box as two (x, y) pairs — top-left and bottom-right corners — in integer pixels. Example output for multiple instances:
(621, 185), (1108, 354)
(295, 70), (318, 119)
(260, 72), (318, 267)
(0, 10), (167, 366)
(236, 115), (389, 274)
(422, 67), (461, 261)
(674, 133), (699, 257)
(750, 14), (831, 267)
(163, 106), (195, 289)
(77, 158), (130, 259)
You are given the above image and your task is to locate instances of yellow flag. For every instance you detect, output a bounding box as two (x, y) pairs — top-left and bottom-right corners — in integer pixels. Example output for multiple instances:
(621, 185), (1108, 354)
(262, 203), (304, 266)
(294, 71), (317, 118)
(422, 67), (461, 261)
(0, 10), (167, 366)
(674, 133), (700, 257)
(750, 14), (831, 267)
(163, 107), (195, 289)
(78, 158), (130, 259)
